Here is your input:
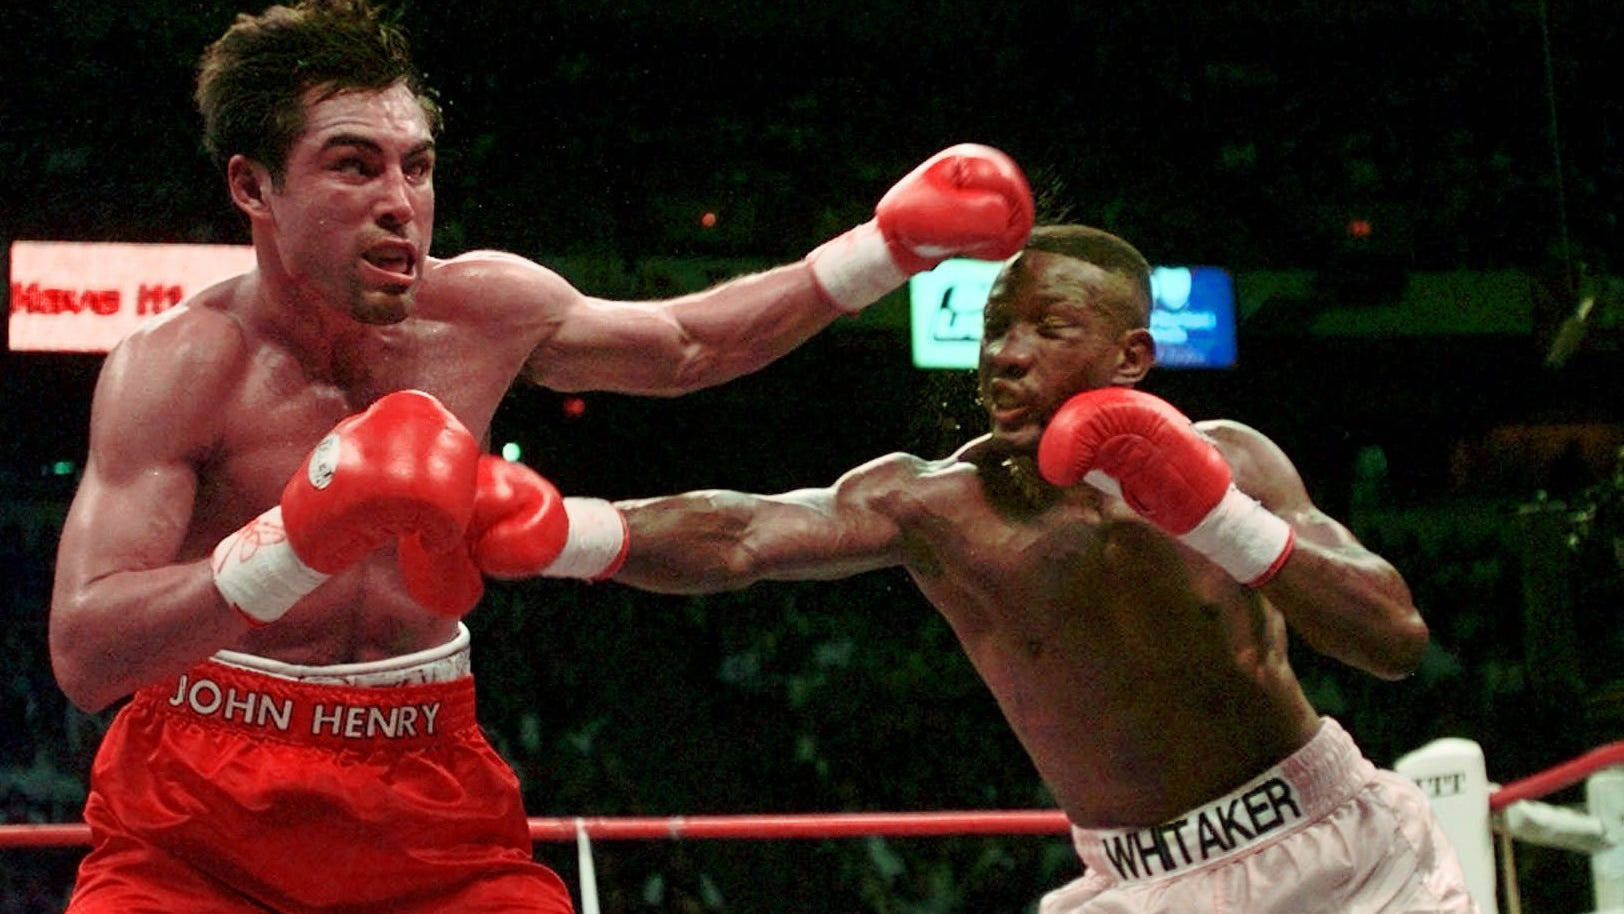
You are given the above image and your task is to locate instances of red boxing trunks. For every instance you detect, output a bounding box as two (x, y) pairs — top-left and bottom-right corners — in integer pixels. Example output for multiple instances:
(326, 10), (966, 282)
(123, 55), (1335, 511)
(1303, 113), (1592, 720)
(1040, 718), (1480, 913)
(66, 625), (572, 913)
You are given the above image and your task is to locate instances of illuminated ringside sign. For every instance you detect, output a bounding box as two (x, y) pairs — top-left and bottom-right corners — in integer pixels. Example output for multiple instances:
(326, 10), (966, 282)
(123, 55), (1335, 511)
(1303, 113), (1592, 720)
(8, 241), (255, 353)
(908, 258), (1239, 370)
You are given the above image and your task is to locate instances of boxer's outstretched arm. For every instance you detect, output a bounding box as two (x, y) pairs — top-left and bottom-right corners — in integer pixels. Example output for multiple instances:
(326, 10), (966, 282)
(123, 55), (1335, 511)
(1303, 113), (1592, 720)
(523, 262), (844, 396)
(510, 145), (1032, 396)
(1201, 420), (1430, 680)
(50, 320), (250, 713)
(611, 454), (915, 594)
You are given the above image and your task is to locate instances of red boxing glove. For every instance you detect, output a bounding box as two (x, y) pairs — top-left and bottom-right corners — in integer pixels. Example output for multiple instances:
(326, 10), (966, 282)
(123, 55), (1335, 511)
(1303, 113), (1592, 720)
(807, 144), (1034, 312)
(1036, 387), (1295, 587)
(212, 390), (480, 623)
(397, 456), (630, 616)
(467, 455), (628, 579)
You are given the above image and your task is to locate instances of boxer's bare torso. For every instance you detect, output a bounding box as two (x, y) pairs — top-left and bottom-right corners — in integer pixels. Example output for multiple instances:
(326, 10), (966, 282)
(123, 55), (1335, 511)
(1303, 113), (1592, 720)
(61, 255), (555, 668)
(880, 440), (1319, 827)
(182, 262), (548, 661)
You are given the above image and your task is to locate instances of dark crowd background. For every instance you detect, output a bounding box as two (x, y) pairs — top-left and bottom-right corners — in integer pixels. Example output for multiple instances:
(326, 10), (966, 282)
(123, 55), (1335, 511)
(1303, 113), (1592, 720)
(3, 1), (1622, 911)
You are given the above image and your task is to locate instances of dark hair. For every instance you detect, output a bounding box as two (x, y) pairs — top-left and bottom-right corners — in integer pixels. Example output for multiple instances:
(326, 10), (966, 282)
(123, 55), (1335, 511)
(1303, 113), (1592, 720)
(1026, 224), (1154, 327)
(195, 0), (442, 180)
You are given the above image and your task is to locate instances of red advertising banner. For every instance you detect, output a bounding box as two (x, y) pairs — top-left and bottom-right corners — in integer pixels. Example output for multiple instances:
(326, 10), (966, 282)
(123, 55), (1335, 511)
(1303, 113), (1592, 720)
(8, 240), (255, 352)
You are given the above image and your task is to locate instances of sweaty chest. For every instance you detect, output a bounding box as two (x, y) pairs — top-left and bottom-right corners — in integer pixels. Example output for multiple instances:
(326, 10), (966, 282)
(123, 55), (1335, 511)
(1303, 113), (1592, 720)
(188, 325), (521, 545)
(900, 485), (1109, 633)
(899, 475), (1231, 658)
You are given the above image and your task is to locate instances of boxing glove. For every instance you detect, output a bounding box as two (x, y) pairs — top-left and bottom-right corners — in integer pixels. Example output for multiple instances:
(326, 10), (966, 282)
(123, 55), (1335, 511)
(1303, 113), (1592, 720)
(469, 455), (628, 579)
(211, 390), (481, 624)
(396, 455), (629, 615)
(1036, 387), (1295, 587)
(807, 144), (1034, 312)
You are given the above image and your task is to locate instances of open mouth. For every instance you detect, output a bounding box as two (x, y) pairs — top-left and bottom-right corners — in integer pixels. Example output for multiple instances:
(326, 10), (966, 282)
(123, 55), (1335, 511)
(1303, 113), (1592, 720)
(360, 244), (417, 284)
(988, 405), (1035, 431)
(983, 382), (1032, 425)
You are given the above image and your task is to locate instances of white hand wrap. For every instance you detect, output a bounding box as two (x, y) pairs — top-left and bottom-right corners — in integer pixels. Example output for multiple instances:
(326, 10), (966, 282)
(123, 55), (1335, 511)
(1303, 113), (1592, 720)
(805, 220), (909, 313)
(1084, 472), (1294, 587)
(1176, 486), (1296, 587)
(211, 506), (329, 625)
(543, 498), (629, 580)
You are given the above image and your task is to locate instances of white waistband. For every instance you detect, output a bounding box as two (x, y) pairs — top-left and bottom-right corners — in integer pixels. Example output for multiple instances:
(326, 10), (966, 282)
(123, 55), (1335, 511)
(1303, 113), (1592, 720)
(1074, 717), (1376, 884)
(211, 623), (472, 687)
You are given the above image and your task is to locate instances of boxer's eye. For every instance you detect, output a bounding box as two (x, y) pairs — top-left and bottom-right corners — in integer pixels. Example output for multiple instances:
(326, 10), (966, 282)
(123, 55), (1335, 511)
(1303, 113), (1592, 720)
(331, 156), (377, 178)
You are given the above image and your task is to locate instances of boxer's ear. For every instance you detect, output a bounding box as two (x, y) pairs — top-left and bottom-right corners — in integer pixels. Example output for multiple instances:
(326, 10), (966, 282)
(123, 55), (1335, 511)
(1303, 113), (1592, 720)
(1111, 328), (1155, 385)
(227, 155), (273, 218)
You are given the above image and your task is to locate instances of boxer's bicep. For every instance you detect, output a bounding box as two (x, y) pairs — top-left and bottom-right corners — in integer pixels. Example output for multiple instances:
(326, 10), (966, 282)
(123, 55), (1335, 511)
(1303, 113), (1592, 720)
(50, 310), (249, 709)
(744, 452), (920, 580)
(54, 326), (224, 597)
(56, 374), (203, 597)
(526, 295), (695, 394)
(58, 455), (198, 589)
(1201, 421), (1424, 677)
(525, 265), (834, 396)
(1206, 421), (1370, 558)
(428, 251), (670, 394)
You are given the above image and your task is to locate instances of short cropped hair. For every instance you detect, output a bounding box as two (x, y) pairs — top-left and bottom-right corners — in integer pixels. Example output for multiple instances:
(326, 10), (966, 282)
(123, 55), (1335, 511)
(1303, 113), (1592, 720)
(1025, 225), (1154, 327)
(195, 0), (442, 179)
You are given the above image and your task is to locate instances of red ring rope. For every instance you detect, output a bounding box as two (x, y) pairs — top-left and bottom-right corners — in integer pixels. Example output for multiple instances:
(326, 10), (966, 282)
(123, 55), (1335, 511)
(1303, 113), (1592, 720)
(527, 810), (1071, 842)
(1486, 739), (1624, 811)
(4, 740), (1621, 849)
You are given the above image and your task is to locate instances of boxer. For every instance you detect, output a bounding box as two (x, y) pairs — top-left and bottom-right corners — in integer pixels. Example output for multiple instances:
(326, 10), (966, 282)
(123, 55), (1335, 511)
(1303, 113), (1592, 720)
(519, 225), (1480, 913)
(49, 0), (1033, 909)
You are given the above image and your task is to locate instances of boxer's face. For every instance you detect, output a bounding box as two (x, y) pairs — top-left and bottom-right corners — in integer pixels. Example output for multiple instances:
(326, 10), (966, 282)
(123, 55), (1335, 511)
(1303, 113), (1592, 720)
(978, 251), (1152, 450)
(258, 82), (436, 325)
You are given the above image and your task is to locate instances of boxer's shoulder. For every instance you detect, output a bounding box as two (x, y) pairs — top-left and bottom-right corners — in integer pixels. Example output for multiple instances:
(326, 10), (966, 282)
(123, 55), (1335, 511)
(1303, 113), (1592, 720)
(1191, 417), (1264, 448)
(88, 281), (258, 460)
(832, 450), (976, 521)
(416, 251), (579, 321)
(123, 273), (247, 344)
(1190, 419), (1299, 503)
(107, 282), (253, 394)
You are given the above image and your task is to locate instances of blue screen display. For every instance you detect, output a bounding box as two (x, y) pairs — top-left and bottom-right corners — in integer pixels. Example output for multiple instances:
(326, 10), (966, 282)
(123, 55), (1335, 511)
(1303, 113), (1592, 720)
(1147, 265), (1238, 369)
(907, 259), (1238, 370)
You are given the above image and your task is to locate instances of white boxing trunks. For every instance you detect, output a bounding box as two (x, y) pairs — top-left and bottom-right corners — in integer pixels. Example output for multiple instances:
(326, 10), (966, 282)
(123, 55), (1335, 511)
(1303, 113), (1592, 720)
(1039, 718), (1481, 914)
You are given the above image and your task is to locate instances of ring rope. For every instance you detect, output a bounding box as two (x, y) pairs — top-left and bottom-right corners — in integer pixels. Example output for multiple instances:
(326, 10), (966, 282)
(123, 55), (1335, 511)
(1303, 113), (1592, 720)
(4, 740), (1621, 849)
(1487, 739), (1624, 811)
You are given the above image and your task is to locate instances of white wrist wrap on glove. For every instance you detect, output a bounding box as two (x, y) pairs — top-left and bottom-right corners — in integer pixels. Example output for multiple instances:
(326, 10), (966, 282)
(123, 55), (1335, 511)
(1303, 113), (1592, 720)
(805, 220), (910, 313)
(1082, 469), (1123, 499)
(543, 498), (629, 580)
(1177, 486), (1296, 587)
(211, 506), (330, 625)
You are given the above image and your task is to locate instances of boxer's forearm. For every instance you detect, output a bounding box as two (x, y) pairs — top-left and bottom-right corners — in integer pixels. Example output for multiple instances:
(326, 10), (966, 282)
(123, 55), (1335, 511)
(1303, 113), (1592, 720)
(612, 493), (767, 593)
(613, 488), (896, 594)
(50, 560), (252, 712)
